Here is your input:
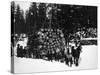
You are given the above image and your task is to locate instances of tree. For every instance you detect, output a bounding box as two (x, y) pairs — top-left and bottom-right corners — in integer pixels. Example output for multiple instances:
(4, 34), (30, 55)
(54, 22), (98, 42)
(14, 4), (25, 33)
(25, 2), (38, 34)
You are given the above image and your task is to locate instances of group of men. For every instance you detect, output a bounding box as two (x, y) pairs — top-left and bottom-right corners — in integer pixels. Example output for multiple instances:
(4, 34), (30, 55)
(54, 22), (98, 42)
(65, 44), (82, 67)
(44, 43), (82, 67)
(16, 42), (82, 67)
(15, 30), (82, 67)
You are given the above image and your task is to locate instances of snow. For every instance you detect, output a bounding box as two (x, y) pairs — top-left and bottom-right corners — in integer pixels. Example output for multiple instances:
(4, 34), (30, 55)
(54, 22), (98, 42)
(14, 45), (98, 73)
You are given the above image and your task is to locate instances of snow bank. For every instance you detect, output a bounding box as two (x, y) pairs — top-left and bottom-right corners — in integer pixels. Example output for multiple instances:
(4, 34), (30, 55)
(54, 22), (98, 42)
(14, 45), (98, 73)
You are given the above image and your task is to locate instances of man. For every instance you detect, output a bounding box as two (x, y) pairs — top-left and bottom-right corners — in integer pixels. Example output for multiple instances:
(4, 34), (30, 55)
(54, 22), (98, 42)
(71, 46), (76, 64)
(65, 47), (73, 67)
(74, 44), (82, 66)
(17, 44), (20, 57)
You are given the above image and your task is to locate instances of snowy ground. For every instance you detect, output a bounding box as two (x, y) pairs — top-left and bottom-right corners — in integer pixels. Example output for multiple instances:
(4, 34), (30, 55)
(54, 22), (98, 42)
(14, 45), (98, 73)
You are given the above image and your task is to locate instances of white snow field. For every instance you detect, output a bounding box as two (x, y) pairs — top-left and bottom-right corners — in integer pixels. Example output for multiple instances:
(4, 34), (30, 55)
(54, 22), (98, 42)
(14, 45), (98, 73)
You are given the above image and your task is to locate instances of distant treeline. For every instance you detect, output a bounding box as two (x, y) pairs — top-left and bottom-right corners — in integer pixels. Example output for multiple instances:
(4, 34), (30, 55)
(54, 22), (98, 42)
(11, 1), (97, 34)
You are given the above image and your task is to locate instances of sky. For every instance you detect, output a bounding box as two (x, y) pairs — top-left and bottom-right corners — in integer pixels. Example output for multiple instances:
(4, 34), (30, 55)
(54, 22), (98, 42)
(14, 1), (51, 19)
(15, 1), (31, 12)
(15, 1), (31, 18)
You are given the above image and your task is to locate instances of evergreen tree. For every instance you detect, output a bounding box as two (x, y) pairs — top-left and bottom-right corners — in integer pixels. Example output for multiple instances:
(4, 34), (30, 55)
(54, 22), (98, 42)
(14, 4), (25, 33)
(25, 2), (38, 34)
